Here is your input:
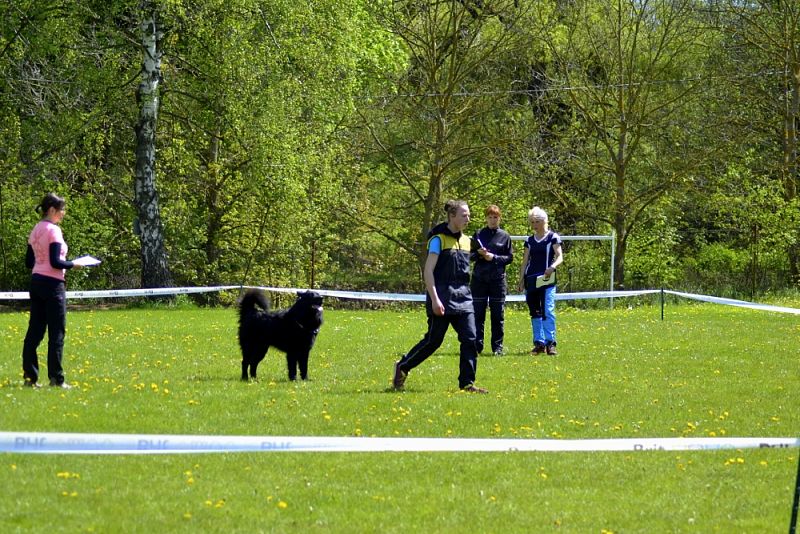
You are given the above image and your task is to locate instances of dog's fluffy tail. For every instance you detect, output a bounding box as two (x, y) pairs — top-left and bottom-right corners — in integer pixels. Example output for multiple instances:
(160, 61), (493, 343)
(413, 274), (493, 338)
(239, 289), (270, 316)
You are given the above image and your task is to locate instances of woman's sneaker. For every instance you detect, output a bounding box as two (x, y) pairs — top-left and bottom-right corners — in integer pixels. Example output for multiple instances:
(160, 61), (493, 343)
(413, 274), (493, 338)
(531, 342), (546, 355)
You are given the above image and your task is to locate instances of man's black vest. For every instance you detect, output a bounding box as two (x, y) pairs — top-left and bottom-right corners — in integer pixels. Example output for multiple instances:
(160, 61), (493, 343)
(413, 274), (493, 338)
(426, 223), (473, 315)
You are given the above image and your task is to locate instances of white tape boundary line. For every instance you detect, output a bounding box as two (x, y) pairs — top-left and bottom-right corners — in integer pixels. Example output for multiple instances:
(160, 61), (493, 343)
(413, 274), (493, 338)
(0, 285), (242, 300)
(0, 285), (654, 302)
(664, 290), (800, 315)
(1, 432), (797, 454)
(2, 285), (800, 315)
(239, 286), (661, 303)
(0, 287), (669, 302)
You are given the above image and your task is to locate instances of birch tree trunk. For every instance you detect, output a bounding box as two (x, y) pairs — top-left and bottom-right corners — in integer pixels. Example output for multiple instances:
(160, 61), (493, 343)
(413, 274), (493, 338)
(134, 1), (172, 288)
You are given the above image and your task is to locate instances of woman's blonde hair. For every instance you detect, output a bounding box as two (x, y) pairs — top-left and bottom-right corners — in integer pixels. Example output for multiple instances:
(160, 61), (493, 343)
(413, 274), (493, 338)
(528, 206), (548, 223)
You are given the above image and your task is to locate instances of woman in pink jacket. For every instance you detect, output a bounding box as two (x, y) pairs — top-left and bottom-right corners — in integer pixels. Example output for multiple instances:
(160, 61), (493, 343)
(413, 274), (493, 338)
(21, 193), (83, 389)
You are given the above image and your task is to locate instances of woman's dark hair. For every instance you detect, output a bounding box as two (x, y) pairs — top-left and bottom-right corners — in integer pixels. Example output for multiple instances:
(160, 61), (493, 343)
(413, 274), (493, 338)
(36, 193), (66, 216)
(443, 199), (468, 218)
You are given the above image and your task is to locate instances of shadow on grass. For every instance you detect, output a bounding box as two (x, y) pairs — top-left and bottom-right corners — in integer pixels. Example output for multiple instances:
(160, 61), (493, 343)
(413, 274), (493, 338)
(186, 374), (241, 383)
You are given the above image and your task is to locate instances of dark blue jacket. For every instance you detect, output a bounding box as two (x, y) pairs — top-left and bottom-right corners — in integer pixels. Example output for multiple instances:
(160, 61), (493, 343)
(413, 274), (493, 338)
(470, 227), (513, 282)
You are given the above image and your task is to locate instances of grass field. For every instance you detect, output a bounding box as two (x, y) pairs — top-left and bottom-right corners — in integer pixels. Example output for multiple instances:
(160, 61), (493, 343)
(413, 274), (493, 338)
(1, 297), (799, 533)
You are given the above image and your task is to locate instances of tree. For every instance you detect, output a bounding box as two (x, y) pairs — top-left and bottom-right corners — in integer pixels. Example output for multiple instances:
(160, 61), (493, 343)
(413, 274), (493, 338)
(721, 0), (800, 283)
(548, 0), (710, 288)
(133, 0), (171, 288)
(362, 0), (529, 272)
(0, 0), (140, 291)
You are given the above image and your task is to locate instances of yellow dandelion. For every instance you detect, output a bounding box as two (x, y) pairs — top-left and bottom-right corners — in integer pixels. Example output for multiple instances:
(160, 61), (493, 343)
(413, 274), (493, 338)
(278, 501), (288, 509)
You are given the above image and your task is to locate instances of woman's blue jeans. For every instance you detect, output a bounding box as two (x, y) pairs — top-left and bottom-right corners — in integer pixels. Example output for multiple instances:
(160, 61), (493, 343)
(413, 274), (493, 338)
(528, 285), (557, 346)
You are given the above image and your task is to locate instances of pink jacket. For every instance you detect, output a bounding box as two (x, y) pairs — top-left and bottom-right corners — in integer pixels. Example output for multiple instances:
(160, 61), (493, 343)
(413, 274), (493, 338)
(29, 220), (68, 281)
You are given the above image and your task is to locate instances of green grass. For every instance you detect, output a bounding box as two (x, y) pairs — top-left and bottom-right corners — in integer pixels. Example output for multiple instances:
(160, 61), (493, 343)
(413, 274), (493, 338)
(1, 301), (799, 533)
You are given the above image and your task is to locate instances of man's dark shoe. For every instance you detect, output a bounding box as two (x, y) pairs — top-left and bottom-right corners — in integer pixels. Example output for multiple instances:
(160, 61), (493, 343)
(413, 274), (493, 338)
(546, 343), (558, 356)
(392, 361), (407, 390)
(492, 348), (505, 356)
(531, 342), (545, 355)
(461, 384), (488, 394)
(24, 380), (41, 389)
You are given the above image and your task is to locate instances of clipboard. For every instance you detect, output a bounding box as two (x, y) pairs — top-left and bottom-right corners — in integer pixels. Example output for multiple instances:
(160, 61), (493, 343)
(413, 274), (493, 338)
(535, 272), (556, 288)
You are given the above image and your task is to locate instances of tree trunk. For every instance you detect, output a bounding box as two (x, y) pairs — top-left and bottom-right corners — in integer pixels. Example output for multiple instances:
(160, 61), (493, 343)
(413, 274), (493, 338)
(417, 161), (445, 277)
(204, 128), (221, 285)
(613, 156), (627, 290)
(613, 211), (627, 290)
(785, 64), (800, 282)
(134, 1), (172, 289)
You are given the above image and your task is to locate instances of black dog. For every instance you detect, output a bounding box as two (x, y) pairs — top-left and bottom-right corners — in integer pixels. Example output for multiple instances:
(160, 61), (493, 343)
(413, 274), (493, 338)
(238, 289), (324, 381)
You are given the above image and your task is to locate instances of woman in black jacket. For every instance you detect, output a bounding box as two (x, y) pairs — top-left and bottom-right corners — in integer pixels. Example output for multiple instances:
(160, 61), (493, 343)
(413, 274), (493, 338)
(470, 204), (513, 355)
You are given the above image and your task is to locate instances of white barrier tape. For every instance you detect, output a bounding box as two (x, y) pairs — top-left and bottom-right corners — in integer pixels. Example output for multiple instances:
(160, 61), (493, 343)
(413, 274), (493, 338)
(1, 432), (797, 454)
(3, 285), (800, 315)
(0, 285), (241, 300)
(243, 286), (425, 302)
(1, 286), (658, 303)
(244, 286), (660, 303)
(665, 290), (800, 315)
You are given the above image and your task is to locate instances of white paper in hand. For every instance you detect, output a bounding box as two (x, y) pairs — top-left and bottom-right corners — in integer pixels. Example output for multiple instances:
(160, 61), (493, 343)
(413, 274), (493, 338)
(72, 255), (101, 267)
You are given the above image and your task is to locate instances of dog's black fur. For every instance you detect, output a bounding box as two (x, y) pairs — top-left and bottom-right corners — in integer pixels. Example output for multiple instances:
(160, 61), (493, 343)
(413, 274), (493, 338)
(238, 289), (324, 381)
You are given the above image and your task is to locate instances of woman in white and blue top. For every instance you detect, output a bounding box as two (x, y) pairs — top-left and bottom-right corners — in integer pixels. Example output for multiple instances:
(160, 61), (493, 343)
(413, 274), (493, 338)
(517, 207), (563, 355)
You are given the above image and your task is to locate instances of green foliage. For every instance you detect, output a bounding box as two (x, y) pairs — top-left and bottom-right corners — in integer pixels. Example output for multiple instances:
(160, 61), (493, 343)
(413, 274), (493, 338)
(1, 0), (800, 297)
(624, 209), (683, 289)
(1, 303), (799, 531)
